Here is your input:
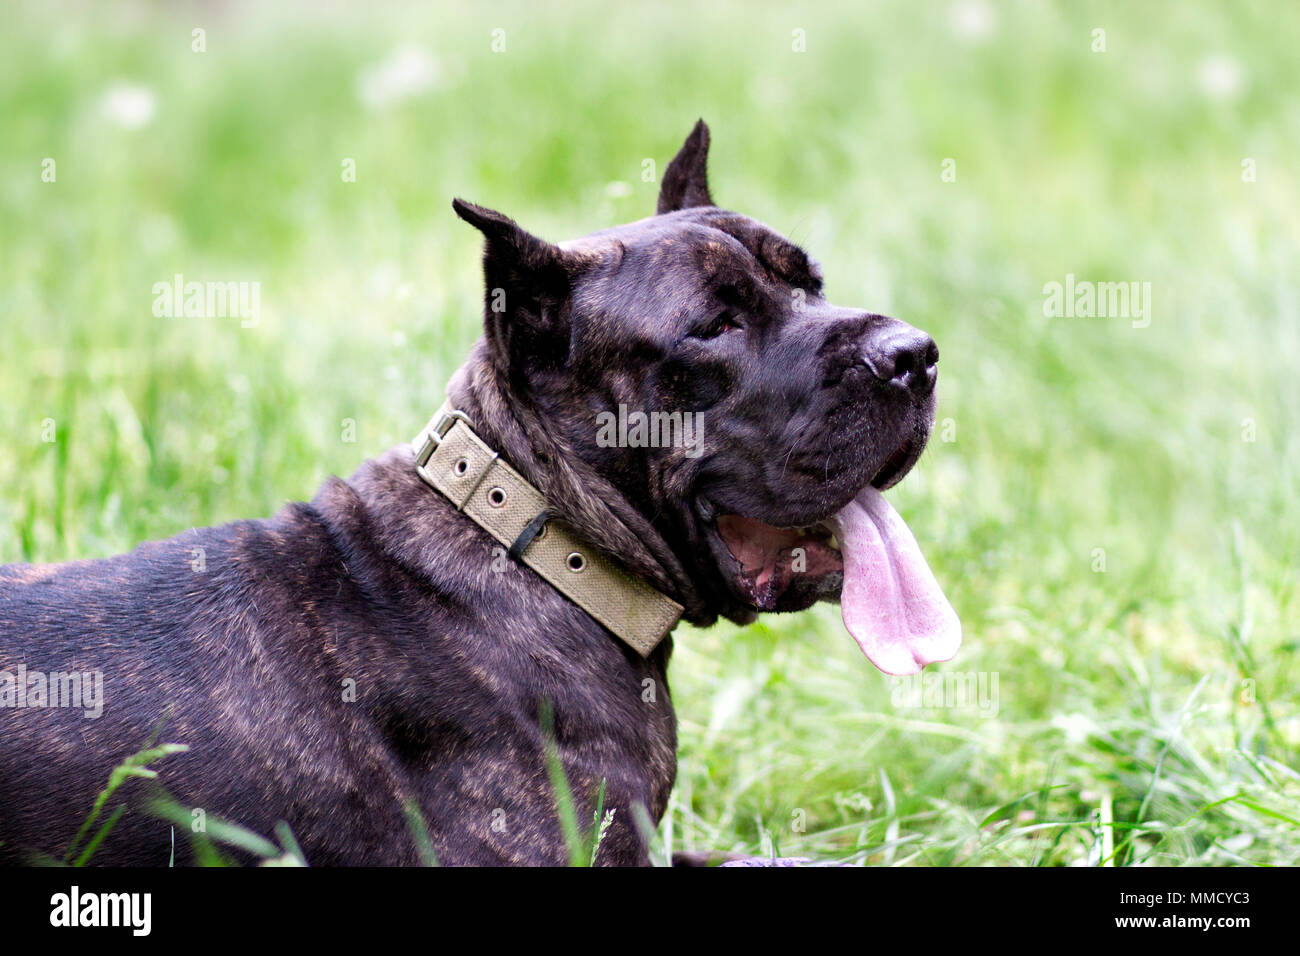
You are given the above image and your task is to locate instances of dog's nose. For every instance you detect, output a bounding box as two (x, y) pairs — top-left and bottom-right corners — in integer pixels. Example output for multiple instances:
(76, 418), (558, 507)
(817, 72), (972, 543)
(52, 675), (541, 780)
(864, 326), (938, 397)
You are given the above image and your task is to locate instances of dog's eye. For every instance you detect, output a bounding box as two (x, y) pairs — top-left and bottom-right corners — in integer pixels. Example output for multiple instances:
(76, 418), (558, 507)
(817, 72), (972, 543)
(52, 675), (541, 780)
(690, 311), (743, 340)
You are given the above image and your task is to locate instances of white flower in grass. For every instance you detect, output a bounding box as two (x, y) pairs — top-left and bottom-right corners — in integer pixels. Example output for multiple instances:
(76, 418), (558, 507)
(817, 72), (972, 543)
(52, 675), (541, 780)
(357, 46), (441, 109)
(1197, 54), (1245, 100)
(1051, 712), (1097, 745)
(367, 261), (403, 300)
(100, 81), (156, 129)
(950, 0), (995, 42)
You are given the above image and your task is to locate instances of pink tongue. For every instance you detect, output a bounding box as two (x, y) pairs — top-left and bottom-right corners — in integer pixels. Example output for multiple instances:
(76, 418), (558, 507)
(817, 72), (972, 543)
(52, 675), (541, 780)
(826, 487), (961, 675)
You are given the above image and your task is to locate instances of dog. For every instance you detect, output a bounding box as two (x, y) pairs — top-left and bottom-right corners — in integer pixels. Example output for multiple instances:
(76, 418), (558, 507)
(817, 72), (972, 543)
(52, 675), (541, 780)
(0, 121), (959, 866)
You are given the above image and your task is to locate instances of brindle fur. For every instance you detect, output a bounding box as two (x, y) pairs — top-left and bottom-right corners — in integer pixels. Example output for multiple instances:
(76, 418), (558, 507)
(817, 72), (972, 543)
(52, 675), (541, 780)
(0, 121), (938, 865)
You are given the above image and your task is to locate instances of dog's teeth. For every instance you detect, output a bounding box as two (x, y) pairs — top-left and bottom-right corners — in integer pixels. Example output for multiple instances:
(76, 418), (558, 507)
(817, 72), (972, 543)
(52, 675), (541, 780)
(828, 534), (840, 550)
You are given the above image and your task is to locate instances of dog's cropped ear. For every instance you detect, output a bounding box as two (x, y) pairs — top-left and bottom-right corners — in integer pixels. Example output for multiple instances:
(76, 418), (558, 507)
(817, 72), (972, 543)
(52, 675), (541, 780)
(453, 198), (580, 357)
(657, 119), (714, 215)
(453, 198), (571, 298)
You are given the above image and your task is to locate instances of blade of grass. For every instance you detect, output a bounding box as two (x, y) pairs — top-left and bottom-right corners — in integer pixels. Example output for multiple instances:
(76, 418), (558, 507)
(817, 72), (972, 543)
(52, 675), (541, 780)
(539, 699), (588, 867)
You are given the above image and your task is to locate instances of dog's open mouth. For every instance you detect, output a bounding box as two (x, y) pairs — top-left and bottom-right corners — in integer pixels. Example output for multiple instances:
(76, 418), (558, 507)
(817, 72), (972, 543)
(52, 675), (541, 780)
(712, 440), (961, 676)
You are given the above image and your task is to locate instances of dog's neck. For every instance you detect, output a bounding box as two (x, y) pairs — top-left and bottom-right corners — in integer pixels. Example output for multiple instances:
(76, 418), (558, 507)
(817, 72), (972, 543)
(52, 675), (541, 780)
(443, 341), (713, 626)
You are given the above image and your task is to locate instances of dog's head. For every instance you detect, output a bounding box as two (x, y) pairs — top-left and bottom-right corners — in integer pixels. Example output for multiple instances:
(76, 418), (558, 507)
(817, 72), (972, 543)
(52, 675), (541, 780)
(453, 121), (959, 674)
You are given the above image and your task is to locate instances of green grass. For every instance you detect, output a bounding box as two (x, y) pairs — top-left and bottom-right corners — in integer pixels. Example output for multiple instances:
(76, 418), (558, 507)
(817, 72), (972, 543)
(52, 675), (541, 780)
(2, 0), (1298, 865)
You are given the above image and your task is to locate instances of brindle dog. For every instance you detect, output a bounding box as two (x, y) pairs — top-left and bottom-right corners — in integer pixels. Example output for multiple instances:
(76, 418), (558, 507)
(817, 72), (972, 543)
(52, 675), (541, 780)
(0, 122), (950, 865)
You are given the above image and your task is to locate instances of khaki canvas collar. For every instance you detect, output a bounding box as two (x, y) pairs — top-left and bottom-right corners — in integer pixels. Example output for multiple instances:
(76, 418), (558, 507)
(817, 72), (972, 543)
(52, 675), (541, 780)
(410, 403), (683, 657)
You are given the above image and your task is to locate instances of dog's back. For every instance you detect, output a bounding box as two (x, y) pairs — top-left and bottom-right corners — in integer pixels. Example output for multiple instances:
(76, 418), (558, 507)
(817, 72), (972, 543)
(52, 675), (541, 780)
(0, 500), (401, 863)
(0, 455), (676, 865)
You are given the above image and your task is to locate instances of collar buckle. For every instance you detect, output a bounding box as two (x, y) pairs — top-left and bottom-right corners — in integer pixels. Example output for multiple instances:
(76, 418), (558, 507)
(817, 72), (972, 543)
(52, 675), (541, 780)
(414, 407), (473, 467)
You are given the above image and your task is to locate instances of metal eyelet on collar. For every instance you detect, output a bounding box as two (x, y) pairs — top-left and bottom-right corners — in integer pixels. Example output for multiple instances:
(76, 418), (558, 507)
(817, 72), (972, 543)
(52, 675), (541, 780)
(566, 552), (586, 572)
(453, 457), (469, 476)
(487, 487), (507, 508)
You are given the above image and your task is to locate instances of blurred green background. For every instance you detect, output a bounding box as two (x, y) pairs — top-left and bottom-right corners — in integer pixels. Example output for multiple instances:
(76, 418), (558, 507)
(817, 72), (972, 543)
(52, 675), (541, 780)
(2, 0), (1297, 864)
